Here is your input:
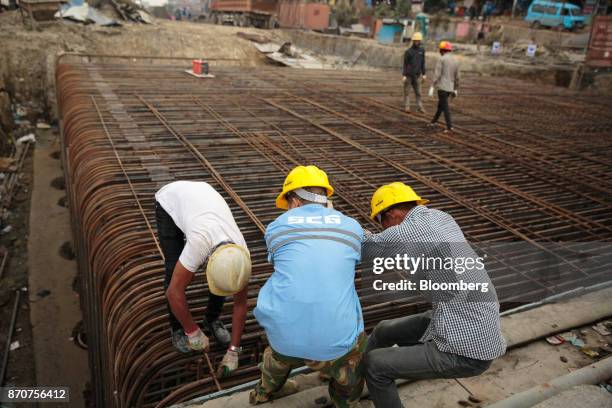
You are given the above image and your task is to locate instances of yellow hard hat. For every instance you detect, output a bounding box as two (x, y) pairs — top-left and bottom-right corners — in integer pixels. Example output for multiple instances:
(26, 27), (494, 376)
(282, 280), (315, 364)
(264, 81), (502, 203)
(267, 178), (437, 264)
(412, 32), (423, 41)
(370, 182), (429, 220)
(275, 165), (334, 210)
(206, 244), (251, 296)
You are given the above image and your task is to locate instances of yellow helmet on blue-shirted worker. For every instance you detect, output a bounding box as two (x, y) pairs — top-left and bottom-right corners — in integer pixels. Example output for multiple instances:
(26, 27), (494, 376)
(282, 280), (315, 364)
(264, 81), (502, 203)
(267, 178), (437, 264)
(276, 165), (334, 210)
(412, 32), (423, 41)
(370, 182), (429, 220)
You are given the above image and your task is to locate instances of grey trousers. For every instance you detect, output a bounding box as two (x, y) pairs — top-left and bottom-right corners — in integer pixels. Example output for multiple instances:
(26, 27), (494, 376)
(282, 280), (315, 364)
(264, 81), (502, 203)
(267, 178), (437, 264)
(364, 312), (492, 408)
(403, 76), (422, 111)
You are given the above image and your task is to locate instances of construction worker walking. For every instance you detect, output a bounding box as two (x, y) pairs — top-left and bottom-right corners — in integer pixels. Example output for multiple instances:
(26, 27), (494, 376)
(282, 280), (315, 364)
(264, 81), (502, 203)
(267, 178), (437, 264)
(362, 182), (506, 408)
(402, 32), (427, 113)
(430, 41), (460, 132)
(155, 180), (251, 377)
(250, 165), (366, 408)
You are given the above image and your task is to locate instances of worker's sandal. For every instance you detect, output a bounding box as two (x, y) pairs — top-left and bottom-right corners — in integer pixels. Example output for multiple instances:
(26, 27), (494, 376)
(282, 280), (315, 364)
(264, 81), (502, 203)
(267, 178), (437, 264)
(203, 319), (231, 346)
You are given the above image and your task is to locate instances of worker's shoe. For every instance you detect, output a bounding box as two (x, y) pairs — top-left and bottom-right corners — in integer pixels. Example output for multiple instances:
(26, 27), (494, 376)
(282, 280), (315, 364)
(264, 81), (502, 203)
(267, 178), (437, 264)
(171, 329), (191, 354)
(249, 380), (299, 405)
(202, 319), (231, 346)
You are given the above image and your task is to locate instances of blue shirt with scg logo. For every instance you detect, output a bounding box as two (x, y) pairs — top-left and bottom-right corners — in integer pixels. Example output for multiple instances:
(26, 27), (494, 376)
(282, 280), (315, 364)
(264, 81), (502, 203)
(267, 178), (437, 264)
(254, 204), (364, 361)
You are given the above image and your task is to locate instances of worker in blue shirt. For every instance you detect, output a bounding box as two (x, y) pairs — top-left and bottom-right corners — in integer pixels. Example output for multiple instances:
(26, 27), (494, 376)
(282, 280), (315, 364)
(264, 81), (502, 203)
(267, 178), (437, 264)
(250, 165), (366, 408)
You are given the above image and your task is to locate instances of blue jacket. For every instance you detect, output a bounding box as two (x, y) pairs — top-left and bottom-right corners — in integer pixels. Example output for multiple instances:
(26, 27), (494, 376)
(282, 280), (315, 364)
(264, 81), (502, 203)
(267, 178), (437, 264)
(254, 204), (364, 361)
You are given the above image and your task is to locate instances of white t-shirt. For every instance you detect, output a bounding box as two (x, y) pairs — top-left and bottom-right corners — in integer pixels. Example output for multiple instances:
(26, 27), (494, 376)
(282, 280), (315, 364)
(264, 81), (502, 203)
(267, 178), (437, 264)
(155, 181), (248, 273)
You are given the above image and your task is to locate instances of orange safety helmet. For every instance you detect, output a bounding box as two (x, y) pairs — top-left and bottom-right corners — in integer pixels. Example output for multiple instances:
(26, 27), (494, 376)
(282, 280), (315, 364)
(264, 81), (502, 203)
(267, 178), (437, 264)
(439, 41), (453, 51)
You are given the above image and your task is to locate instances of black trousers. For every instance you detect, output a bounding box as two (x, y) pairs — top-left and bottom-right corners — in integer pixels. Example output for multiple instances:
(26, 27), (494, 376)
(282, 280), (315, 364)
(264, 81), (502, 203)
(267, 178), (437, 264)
(155, 201), (225, 331)
(432, 90), (453, 129)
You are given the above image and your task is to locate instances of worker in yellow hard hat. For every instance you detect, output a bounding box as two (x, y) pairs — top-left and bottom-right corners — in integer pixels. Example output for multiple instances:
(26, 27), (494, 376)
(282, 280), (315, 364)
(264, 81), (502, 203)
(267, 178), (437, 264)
(362, 182), (506, 408)
(369, 181), (429, 226)
(155, 180), (251, 378)
(402, 31), (427, 113)
(428, 40), (460, 132)
(251, 165), (367, 407)
(273, 164), (334, 210)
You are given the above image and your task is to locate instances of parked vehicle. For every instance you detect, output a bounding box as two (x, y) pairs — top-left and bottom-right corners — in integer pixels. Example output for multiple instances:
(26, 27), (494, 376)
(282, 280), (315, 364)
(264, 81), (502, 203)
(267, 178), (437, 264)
(0, 0), (18, 10)
(525, 0), (586, 31)
(209, 0), (278, 28)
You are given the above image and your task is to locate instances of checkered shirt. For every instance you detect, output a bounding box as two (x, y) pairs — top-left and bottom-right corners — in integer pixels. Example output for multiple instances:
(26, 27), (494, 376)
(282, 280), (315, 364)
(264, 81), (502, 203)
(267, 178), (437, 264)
(363, 205), (507, 361)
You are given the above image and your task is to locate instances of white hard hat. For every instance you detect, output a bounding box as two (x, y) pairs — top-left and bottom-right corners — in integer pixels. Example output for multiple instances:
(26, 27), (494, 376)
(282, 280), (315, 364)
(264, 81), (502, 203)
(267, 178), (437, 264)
(206, 244), (251, 296)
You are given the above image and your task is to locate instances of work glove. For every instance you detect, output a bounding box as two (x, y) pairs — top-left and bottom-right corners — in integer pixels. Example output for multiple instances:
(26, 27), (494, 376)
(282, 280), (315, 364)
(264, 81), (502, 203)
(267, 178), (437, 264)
(216, 349), (239, 378)
(453, 90), (458, 98)
(402, 76), (407, 83)
(422, 74), (427, 81)
(186, 327), (209, 351)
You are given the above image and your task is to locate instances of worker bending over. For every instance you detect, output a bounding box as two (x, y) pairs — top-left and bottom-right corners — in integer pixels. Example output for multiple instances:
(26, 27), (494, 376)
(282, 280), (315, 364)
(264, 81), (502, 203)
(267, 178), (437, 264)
(430, 41), (460, 132)
(402, 32), (426, 113)
(250, 165), (366, 407)
(363, 182), (506, 408)
(155, 180), (251, 377)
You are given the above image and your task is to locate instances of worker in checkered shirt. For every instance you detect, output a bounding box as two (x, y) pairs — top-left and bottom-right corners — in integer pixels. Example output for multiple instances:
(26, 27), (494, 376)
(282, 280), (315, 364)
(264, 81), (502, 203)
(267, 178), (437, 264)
(362, 182), (506, 408)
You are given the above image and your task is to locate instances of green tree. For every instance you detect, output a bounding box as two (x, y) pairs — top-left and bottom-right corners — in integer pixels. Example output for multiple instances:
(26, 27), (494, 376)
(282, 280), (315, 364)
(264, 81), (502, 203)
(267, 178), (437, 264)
(396, 0), (412, 17)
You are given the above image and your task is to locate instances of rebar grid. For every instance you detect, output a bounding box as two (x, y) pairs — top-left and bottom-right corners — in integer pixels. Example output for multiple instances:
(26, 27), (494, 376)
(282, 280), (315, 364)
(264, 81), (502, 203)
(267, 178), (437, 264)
(56, 61), (612, 408)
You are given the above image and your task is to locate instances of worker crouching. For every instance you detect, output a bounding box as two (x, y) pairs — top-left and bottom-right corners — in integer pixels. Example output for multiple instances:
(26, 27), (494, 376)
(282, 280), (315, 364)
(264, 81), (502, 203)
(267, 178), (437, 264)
(362, 182), (506, 408)
(155, 180), (251, 377)
(250, 165), (366, 407)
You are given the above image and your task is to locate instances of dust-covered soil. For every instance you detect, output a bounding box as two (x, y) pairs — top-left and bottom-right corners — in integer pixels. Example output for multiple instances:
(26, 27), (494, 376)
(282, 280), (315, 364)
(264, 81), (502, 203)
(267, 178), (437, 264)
(0, 143), (36, 391)
(0, 11), (270, 125)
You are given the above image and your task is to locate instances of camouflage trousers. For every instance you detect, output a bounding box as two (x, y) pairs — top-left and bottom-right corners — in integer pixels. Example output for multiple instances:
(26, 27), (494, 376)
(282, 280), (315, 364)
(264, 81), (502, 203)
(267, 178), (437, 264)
(250, 332), (367, 408)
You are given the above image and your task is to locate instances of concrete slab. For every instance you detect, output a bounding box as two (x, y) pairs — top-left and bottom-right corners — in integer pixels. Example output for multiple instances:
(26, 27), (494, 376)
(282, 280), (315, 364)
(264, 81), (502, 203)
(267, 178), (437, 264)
(386, 330), (603, 407)
(532, 385), (611, 408)
(28, 129), (88, 407)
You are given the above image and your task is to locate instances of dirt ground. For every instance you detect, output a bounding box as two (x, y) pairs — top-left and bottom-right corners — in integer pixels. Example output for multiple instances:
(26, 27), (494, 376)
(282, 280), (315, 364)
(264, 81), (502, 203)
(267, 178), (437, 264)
(0, 125), (88, 407)
(27, 126), (89, 407)
(0, 143), (36, 391)
(0, 11), (269, 126)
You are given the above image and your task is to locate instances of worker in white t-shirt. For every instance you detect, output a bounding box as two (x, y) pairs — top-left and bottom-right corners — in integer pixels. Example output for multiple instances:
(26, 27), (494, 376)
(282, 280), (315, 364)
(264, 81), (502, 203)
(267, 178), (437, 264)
(155, 180), (251, 377)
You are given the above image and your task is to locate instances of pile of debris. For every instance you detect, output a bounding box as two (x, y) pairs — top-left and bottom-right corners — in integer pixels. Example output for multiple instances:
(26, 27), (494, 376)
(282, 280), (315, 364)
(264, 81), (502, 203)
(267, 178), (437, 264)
(107, 0), (152, 24)
(56, 0), (152, 26)
(237, 32), (371, 70)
